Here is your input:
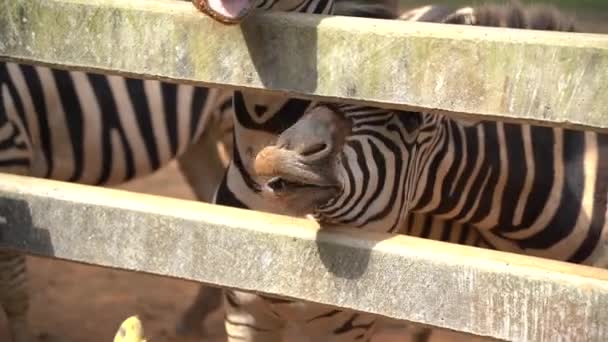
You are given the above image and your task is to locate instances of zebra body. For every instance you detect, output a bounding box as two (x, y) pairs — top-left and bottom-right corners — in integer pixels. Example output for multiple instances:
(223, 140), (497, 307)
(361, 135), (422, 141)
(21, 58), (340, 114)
(175, 1), (420, 339)
(0, 62), (223, 184)
(0, 61), (231, 341)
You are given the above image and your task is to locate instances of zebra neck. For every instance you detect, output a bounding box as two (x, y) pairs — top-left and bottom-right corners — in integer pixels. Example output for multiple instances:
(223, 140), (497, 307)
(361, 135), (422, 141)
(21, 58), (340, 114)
(411, 118), (608, 263)
(411, 119), (532, 230)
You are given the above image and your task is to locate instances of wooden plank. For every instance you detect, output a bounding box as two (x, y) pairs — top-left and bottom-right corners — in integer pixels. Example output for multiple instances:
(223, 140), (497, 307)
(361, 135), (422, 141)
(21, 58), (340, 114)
(1, 172), (607, 341)
(0, 0), (607, 131)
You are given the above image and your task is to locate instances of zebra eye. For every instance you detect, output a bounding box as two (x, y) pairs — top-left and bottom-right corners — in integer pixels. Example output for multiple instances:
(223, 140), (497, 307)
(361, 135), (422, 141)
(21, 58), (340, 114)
(267, 177), (287, 192)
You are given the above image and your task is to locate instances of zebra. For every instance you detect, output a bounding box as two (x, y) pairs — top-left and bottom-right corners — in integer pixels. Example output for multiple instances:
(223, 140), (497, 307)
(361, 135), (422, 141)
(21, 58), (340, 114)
(0, 0), (237, 338)
(174, 0), (406, 338)
(0, 56), (235, 342)
(251, 4), (605, 342)
(194, 0), (600, 341)
(192, 0), (392, 339)
(193, 0), (440, 341)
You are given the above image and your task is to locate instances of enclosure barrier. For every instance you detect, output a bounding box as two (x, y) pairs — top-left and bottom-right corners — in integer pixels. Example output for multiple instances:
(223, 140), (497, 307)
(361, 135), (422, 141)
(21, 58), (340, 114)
(1, 173), (608, 341)
(1, 0), (608, 341)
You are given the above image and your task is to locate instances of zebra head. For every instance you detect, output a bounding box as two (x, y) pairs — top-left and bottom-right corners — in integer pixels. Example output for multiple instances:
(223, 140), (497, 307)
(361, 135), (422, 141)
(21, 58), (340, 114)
(193, 0), (335, 24)
(253, 104), (352, 216)
(253, 103), (447, 223)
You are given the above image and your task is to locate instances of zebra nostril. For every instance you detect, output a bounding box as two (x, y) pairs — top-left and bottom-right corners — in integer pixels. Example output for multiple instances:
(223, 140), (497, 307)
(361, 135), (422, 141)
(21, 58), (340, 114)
(300, 143), (328, 158)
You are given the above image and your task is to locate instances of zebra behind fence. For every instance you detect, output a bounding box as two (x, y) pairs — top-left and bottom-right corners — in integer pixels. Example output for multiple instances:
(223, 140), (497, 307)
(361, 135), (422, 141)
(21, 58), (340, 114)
(192, 0), (390, 339)
(0, 0), (232, 338)
(1, 0), (227, 337)
(257, 99), (608, 263)
(174, 0), (409, 338)
(0, 61), (233, 341)
(194, 0), (599, 341)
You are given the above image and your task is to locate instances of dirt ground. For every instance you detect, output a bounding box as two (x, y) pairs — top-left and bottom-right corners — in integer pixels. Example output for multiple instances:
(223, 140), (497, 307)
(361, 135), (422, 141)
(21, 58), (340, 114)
(0, 161), (488, 342)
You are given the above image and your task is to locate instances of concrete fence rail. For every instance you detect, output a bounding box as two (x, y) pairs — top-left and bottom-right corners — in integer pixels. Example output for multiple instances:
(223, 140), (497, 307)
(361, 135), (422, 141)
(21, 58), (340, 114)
(1, 173), (608, 341)
(1, 0), (607, 131)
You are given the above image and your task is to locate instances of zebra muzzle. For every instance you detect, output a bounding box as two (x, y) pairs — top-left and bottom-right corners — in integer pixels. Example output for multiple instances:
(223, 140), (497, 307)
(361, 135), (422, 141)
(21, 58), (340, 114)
(253, 104), (351, 198)
(254, 146), (339, 192)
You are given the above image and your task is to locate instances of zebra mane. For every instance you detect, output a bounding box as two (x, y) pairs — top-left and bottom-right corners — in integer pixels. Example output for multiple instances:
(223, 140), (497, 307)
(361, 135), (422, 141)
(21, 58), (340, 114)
(444, 0), (578, 32)
(334, 0), (399, 19)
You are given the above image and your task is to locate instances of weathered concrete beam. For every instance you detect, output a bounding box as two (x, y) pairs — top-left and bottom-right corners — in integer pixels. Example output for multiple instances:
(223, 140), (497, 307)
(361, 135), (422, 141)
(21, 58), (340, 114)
(1, 172), (607, 341)
(0, 0), (607, 132)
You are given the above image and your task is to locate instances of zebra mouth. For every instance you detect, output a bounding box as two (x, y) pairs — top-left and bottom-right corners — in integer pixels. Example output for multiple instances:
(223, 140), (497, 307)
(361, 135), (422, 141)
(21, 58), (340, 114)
(262, 176), (341, 216)
(265, 177), (340, 194)
(193, 0), (256, 24)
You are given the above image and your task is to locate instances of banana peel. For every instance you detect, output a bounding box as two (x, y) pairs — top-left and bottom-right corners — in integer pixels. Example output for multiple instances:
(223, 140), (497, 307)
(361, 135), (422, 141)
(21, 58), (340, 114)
(114, 315), (147, 342)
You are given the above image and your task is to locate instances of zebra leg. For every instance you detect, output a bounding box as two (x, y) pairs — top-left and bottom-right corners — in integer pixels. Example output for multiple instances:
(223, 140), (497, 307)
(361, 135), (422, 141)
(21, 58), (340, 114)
(175, 100), (231, 337)
(225, 289), (380, 342)
(177, 108), (228, 203)
(224, 290), (285, 342)
(0, 250), (33, 342)
(174, 117), (227, 336)
(175, 285), (223, 337)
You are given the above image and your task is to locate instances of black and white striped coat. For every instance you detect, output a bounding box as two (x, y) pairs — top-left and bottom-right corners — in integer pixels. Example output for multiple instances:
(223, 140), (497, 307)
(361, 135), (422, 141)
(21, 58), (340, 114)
(307, 105), (608, 264)
(0, 63), (225, 183)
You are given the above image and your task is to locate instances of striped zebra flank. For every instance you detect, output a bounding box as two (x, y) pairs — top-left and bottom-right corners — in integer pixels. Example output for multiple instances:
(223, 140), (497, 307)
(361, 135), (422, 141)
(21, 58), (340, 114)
(196, 0), (407, 341)
(0, 62), (223, 184)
